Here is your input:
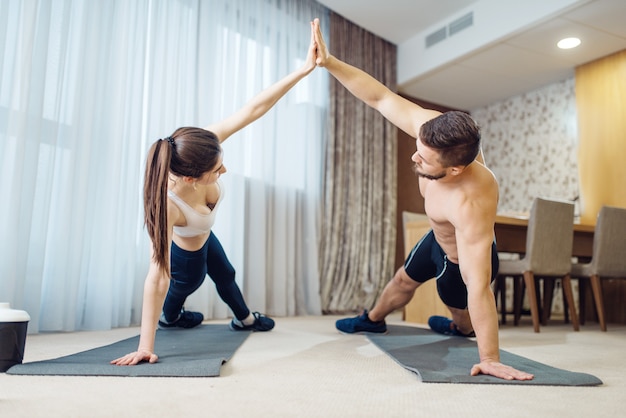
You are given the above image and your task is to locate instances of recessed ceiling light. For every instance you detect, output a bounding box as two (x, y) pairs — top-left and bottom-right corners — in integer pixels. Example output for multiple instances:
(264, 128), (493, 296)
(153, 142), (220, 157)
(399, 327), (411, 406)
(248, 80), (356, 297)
(557, 37), (581, 49)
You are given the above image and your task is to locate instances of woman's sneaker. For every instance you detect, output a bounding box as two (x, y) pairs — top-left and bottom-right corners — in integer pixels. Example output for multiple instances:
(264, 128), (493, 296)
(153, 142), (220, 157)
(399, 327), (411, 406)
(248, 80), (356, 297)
(230, 312), (275, 332)
(428, 315), (475, 337)
(335, 310), (387, 334)
(158, 309), (204, 329)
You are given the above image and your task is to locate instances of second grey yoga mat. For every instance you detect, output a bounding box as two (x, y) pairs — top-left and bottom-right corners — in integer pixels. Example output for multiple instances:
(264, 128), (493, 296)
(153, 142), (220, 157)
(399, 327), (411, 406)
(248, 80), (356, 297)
(367, 325), (602, 386)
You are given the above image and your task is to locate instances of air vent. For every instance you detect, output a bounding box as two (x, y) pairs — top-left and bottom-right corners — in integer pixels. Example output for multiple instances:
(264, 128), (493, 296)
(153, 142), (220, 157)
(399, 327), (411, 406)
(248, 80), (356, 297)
(425, 26), (447, 48)
(448, 12), (473, 36)
(425, 11), (474, 48)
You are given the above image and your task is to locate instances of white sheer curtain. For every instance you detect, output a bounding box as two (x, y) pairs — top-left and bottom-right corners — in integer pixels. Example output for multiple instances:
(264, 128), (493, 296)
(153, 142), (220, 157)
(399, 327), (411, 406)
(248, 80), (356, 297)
(0, 0), (328, 332)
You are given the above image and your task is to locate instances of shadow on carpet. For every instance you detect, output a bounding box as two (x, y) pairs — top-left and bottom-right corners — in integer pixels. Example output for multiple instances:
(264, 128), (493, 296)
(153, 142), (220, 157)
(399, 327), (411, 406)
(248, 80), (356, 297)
(7, 324), (250, 377)
(367, 325), (602, 386)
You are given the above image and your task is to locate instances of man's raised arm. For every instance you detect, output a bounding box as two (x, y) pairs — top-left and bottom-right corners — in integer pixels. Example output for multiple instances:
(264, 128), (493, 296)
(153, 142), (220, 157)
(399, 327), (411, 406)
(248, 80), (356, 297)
(312, 18), (440, 138)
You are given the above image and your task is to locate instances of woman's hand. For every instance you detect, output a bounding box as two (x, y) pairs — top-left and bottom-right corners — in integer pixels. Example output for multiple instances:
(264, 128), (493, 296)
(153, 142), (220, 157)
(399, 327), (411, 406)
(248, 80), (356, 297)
(302, 18), (318, 74)
(312, 18), (330, 67)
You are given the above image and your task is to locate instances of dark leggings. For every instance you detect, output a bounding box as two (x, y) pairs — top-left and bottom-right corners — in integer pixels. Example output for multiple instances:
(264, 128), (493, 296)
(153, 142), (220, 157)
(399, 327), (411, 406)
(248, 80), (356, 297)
(162, 232), (250, 322)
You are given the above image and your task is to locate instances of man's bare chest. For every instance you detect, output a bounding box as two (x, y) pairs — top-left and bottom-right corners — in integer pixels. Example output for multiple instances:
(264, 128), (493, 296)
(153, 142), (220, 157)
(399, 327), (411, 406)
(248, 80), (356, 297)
(422, 183), (453, 224)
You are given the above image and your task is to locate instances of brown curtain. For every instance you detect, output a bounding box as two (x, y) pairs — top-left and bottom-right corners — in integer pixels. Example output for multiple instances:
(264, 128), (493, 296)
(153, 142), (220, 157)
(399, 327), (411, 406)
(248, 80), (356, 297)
(319, 12), (398, 313)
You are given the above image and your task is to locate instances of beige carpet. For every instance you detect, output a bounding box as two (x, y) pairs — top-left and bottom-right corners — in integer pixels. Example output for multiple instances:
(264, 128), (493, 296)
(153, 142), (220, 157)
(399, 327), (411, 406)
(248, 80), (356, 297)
(2, 313), (624, 418)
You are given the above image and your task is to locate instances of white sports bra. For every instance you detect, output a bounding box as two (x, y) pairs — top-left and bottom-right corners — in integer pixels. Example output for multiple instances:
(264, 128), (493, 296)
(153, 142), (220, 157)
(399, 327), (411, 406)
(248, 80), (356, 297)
(167, 181), (223, 238)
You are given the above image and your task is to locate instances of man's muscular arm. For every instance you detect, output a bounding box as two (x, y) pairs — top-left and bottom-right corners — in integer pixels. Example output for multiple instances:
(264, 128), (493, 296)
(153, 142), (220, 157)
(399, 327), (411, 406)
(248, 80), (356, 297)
(454, 200), (533, 381)
(312, 18), (439, 138)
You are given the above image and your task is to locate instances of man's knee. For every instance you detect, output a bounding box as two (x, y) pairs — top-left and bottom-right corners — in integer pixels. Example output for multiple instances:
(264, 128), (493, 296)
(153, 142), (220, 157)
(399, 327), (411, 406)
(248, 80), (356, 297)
(391, 267), (420, 293)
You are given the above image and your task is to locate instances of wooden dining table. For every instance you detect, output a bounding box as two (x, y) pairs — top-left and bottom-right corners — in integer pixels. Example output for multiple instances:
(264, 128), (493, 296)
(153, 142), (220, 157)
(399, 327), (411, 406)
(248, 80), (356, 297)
(494, 214), (595, 259)
(494, 213), (600, 323)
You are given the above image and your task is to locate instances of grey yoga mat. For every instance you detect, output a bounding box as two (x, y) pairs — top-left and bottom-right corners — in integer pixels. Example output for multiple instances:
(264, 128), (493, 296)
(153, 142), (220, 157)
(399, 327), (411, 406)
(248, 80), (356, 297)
(7, 324), (250, 377)
(367, 325), (602, 386)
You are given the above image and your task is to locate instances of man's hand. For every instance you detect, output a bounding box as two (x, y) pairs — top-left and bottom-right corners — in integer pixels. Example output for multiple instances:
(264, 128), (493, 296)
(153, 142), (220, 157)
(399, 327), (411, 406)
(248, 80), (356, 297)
(312, 18), (330, 67)
(471, 360), (534, 381)
(110, 349), (158, 366)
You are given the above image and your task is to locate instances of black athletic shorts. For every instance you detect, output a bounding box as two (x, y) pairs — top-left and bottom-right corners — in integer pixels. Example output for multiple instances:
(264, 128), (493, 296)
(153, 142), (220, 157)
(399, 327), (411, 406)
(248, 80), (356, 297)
(403, 230), (499, 309)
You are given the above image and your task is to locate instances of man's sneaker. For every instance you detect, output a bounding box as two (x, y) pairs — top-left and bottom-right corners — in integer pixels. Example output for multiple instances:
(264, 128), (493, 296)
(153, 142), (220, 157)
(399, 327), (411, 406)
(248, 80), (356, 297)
(335, 310), (387, 334)
(428, 315), (475, 337)
(158, 309), (204, 329)
(230, 312), (275, 332)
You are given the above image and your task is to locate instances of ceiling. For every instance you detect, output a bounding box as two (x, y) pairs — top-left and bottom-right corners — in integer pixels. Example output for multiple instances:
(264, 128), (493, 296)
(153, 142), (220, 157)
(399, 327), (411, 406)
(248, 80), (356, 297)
(316, 0), (626, 110)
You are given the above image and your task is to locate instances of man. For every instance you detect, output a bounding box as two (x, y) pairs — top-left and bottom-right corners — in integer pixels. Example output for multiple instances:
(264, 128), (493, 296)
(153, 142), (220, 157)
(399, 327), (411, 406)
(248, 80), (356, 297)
(312, 18), (532, 381)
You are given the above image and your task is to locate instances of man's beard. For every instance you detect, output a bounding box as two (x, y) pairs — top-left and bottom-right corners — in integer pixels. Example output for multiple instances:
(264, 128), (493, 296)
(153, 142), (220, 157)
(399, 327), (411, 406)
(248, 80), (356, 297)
(414, 164), (446, 181)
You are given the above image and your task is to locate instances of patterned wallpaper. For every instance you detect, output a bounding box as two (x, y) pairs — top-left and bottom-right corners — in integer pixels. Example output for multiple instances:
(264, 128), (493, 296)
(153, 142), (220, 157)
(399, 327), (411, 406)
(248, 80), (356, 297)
(471, 77), (580, 216)
(472, 77), (581, 315)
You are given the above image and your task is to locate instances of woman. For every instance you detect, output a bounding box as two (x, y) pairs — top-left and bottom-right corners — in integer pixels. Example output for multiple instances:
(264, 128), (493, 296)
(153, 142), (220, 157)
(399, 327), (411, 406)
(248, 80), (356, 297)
(111, 28), (317, 366)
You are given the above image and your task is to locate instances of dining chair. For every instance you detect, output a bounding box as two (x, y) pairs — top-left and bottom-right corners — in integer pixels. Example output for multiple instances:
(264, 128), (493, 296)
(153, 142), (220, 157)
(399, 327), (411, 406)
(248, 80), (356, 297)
(495, 197), (579, 333)
(570, 206), (626, 331)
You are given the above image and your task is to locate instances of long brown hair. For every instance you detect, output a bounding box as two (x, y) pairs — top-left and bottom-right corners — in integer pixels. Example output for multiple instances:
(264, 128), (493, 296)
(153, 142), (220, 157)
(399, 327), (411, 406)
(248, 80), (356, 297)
(143, 127), (221, 275)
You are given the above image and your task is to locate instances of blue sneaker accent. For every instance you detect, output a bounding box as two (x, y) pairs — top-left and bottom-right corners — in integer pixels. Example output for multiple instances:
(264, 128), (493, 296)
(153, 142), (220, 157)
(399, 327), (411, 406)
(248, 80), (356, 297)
(336, 310), (387, 334)
(230, 312), (275, 332)
(158, 309), (204, 329)
(428, 315), (475, 337)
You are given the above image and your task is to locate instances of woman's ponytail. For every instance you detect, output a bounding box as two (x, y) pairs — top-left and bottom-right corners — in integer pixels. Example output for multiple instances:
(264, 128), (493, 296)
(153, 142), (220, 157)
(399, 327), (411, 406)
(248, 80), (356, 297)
(143, 139), (172, 276)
